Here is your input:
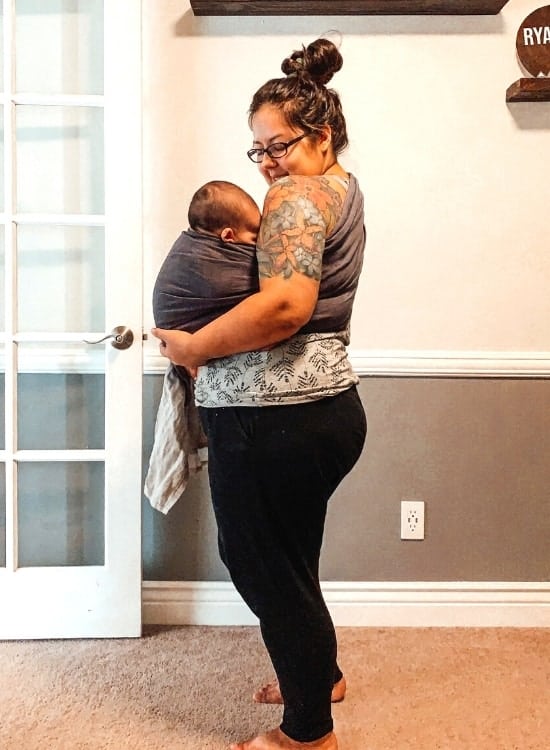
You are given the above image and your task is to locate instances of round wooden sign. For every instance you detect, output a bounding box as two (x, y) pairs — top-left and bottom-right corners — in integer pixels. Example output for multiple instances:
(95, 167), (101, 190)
(516, 5), (550, 77)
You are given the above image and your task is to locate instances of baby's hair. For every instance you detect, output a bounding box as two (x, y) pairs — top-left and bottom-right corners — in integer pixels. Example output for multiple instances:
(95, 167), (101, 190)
(248, 37), (348, 155)
(188, 180), (257, 235)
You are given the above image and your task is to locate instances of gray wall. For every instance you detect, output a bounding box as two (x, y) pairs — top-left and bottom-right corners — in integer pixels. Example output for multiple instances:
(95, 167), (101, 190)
(142, 376), (550, 582)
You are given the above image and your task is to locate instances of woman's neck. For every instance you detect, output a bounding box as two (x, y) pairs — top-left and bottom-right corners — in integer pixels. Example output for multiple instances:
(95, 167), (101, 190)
(322, 160), (348, 179)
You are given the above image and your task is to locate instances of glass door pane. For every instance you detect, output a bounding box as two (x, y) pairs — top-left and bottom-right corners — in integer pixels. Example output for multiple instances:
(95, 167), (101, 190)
(16, 342), (105, 567)
(0, 343), (4, 451)
(18, 461), (104, 567)
(9, 1), (107, 577)
(0, 340), (4, 569)
(16, 106), (104, 215)
(17, 225), (105, 333)
(16, 0), (104, 95)
(0, 8), (3, 92)
(17, 343), (105, 450)
(0, 0), (4, 565)
(0, 106), (4, 211)
(0, 227), (4, 330)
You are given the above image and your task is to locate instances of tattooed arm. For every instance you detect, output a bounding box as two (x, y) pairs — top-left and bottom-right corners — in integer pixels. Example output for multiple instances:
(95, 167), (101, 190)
(152, 175), (345, 371)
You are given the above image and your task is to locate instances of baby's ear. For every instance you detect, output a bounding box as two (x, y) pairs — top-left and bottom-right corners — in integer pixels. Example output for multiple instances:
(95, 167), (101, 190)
(220, 227), (236, 243)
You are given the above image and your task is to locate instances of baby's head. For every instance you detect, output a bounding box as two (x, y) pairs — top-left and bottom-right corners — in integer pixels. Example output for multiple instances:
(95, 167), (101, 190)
(188, 180), (261, 245)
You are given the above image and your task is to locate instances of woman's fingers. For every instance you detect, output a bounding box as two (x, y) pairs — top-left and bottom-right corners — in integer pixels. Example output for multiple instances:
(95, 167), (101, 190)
(151, 327), (166, 341)
(151, 328), (169, 357)
(150, 327), (196, 368)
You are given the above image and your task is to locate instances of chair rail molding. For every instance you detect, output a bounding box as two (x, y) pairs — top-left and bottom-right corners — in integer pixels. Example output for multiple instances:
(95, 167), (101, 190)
(143, 348), (550, 378)
(4, 345), (549, 376)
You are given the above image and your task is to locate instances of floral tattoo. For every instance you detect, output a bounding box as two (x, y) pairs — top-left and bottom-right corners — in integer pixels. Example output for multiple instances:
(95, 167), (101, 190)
(256, 176), (344, 281)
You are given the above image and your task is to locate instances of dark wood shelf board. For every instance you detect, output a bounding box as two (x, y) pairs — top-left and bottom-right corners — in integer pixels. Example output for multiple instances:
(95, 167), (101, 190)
(506, 78), (550, 103)
(190, 1), (510, 16)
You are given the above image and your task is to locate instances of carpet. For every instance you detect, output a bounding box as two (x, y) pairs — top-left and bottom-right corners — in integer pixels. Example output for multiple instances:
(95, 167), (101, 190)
(1, 625), (548, 749)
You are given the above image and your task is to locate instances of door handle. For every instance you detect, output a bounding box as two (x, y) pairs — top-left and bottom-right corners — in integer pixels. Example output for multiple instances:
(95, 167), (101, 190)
(84, 325), (134, 350)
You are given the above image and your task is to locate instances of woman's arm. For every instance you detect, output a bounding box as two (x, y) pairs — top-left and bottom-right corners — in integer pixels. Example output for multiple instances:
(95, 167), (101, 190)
(152, 175), (345, 370)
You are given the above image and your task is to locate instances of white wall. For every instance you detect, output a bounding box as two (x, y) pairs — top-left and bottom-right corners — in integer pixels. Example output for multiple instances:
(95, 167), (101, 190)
(142, 0), (550, 355)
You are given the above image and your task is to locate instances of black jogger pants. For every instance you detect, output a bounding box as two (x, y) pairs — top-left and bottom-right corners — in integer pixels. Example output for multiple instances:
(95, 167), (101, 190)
(199, 386), (367, 742)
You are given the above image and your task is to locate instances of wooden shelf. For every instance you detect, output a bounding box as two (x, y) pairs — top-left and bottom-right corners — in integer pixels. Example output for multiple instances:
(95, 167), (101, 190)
(190, 1), (510, 16)
(506, 78), (550, 103)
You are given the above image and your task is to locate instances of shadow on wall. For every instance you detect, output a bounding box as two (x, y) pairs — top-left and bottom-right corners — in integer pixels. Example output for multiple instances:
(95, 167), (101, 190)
(174, 10), (504, 38)
(506, 101), (550, 130)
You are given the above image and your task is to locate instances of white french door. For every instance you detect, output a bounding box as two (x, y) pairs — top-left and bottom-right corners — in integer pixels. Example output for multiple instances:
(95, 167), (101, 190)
(0, 0), (143, 638)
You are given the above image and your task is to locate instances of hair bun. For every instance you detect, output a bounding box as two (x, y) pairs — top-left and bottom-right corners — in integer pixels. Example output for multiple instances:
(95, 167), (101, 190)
(281, 37), (343, 86)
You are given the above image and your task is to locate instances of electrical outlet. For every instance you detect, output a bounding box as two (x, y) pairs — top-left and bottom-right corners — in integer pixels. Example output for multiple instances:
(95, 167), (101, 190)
(401, 500), (425, 540)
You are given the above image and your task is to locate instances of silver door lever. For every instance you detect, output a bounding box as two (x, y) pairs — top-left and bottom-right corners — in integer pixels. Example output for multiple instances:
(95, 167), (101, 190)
(84, 325), (134, 350)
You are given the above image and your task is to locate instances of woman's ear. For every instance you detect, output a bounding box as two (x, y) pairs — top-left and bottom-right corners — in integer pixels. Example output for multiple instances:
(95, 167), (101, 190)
(317, 125), (332, 153)
(220, 227), (236, 243)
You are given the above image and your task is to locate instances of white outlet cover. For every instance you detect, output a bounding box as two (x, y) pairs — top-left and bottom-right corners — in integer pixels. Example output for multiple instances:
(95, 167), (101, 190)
(401, 500), (425, 540)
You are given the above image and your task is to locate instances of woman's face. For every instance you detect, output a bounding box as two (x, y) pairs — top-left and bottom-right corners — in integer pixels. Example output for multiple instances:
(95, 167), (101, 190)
(250, 104), (330, 185)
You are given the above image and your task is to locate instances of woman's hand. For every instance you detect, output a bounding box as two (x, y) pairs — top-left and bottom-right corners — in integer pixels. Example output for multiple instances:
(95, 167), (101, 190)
(151, 328), (205, 378)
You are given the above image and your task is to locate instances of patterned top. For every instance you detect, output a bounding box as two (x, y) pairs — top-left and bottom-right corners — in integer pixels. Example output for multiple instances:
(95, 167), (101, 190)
(194, 329), (358, 407)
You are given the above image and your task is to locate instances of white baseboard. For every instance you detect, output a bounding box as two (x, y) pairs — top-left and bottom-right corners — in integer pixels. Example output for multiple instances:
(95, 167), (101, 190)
(142, 581), (550, 628)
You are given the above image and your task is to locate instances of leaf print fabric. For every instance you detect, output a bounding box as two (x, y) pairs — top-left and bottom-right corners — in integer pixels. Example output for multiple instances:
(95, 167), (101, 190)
(194, 330), (358, 408)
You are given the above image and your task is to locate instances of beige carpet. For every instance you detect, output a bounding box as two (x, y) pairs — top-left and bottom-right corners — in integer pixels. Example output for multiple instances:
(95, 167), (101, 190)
(1, 626), (548, 749)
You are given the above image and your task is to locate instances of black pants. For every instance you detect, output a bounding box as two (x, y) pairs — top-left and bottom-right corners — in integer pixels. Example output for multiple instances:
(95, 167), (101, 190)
(199, 386), (367, 742)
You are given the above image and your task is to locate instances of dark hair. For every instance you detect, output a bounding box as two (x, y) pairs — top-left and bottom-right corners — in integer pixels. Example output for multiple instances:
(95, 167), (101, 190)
(248, 37), (348, 155)
(188, 180), (259, 235)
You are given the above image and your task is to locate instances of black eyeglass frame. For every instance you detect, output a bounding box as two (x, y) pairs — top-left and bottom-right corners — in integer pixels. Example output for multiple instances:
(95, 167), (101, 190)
(246, 133), (310, 163)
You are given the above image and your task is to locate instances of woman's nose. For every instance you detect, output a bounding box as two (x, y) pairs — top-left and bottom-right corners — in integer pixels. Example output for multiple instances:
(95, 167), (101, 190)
(261, 151), (278, 167)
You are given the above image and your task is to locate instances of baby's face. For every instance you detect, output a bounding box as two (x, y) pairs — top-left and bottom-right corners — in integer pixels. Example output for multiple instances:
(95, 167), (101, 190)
(234, 201), (261, 245)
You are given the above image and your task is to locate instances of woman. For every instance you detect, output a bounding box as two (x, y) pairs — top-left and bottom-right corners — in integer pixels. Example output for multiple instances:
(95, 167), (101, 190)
(153, 37), (367, 750)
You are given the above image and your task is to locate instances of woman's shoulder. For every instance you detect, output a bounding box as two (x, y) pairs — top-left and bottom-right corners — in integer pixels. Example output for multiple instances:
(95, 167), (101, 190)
(264, 174), (348, 233)
(269, 172), (349, 194)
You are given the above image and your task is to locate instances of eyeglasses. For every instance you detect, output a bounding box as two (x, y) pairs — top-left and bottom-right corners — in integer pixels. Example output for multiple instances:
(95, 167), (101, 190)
(247, 133), (310, 163)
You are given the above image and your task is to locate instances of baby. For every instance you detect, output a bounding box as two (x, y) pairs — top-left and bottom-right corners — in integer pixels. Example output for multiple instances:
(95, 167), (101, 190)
(146, 181), (261, 513)
(153, 180), (261, 333)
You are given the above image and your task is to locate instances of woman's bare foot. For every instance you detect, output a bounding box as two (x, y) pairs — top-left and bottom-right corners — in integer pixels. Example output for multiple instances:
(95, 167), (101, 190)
(229, 727), (338, 750)
(253, 676), (346, 705)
